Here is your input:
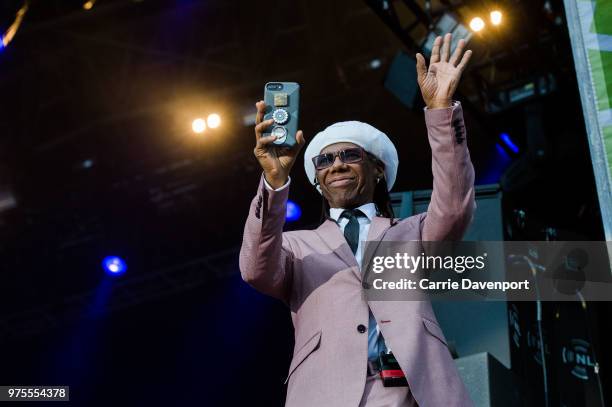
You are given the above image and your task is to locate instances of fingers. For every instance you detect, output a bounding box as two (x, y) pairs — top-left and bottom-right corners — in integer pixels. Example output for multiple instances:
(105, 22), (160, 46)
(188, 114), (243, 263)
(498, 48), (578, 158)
(415, 53), (427, 83)
(430, 36), (442, 64)
(294, 130), (305, 151)
(285, 130), (306, 157)
(295, 130), (305, 145)
(255, 100), (266, 125)
(255, 132), (278, 150)
(449, 39), (465, 66)
(456, 49), (473, 74)
(440, 33), (451, 62)
(254, 118), (274, 144)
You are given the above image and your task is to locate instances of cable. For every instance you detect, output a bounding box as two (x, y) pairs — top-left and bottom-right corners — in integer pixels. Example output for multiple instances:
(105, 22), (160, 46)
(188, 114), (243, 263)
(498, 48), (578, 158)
(526, 254), (549, 407)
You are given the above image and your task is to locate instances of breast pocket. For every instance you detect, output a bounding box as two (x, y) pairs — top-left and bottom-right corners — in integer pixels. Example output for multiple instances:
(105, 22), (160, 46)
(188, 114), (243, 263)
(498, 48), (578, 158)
(284, 330), (322, 385)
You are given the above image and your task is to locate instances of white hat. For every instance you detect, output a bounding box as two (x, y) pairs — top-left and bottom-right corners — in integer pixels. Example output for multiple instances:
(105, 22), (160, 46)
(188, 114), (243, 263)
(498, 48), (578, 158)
(304, 121), (399, 194)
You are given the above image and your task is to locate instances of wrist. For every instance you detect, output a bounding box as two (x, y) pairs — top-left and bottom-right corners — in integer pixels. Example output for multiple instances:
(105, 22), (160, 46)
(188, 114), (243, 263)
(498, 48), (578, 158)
(427, 99), (452, 109)
(264, 172), (288, 189)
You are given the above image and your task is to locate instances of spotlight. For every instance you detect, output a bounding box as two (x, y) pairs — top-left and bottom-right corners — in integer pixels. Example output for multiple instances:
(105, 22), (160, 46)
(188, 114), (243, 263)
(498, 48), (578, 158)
(500, 133), (519, 153)
(83, 0), (96, 10)
(192, 118), (206, 134)
(495, 143), (511, 161)
(369, 58), (382, 70)
(1, 2), (28, 49)
(469, 17), (485, 32)
(207, 114), (221, 129)
(490, 10), (502, 26)
(103, 256), (127, 276)
(286, 200), (302, 222)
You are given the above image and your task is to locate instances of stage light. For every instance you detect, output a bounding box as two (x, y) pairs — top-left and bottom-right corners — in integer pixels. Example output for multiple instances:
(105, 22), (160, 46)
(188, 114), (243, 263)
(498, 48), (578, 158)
(102, 256), (127, 276)
(421, 13), (472, 58)
(83, 0), (96, 10)
(369, 58), (382, 70)
(1, 2), (28, 50)
(490, 10), (502, 26)
(470, 17), (485, 32)
(500, 133), (519, 153)
(207, 114), (221, 129)
(192, 118), (206, 133)
(477, 142), (514, 184)
(286, 200), (302, 222)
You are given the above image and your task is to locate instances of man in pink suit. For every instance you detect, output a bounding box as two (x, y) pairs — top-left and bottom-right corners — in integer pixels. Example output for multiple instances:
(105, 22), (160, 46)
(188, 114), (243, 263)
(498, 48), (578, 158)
(240, 33), (475, 406)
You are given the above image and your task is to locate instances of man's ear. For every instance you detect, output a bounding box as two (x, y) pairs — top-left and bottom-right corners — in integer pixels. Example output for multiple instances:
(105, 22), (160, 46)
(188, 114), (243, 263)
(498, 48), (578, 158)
(376, 163), (385, 179)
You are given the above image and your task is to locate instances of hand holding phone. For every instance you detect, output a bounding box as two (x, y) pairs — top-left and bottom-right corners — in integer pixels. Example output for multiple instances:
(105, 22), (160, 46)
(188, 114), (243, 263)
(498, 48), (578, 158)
(253, 96), (305, 190)
(262, 82), (300, 147)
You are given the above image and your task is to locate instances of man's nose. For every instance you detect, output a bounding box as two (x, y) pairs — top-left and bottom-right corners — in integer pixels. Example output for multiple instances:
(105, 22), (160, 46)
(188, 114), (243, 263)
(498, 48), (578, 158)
(330, 155), (347, 170)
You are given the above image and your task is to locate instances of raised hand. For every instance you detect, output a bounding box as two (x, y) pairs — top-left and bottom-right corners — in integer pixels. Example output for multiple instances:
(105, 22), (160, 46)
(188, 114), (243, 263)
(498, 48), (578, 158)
(253, 101), (305, 189)
(416, 33), (472, 109)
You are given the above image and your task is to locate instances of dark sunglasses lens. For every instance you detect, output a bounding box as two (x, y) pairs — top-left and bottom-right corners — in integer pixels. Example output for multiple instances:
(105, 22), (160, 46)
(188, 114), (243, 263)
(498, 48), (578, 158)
(314, 154), (333, 169)
(341, 148), (362, 163)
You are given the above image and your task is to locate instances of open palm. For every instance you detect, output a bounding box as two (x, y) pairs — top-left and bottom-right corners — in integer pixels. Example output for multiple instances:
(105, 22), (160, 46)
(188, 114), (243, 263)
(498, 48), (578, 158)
(416, 33), (472, 109)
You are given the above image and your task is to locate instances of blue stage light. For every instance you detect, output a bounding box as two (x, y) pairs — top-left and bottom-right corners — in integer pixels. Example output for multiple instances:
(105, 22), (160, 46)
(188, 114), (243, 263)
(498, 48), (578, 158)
(102, 256), (127, 275)
(476, 143), (513, 184)
(286, 200), (301, 222)
(495, 143), (511, 160)
(499, 133), (519, 154)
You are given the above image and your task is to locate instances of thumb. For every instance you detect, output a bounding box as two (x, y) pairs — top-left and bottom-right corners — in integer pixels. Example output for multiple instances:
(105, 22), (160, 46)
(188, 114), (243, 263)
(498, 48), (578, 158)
(416, 53), (427, 83)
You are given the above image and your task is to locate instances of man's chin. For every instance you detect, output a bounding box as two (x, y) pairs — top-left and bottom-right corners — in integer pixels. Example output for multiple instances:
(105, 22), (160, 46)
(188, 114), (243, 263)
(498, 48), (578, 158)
(329, 193), (361, 207)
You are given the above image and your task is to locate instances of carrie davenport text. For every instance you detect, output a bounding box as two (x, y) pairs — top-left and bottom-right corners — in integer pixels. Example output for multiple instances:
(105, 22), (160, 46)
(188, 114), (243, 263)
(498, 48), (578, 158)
(371, 278), (531, 292)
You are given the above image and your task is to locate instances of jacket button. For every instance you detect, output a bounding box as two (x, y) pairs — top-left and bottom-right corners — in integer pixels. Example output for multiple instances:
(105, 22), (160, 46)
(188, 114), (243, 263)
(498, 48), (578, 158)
(357, 324), (367, 333)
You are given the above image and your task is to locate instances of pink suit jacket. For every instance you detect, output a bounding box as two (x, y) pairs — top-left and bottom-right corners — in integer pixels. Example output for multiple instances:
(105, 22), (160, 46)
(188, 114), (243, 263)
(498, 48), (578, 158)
(240, 103), (476, 407)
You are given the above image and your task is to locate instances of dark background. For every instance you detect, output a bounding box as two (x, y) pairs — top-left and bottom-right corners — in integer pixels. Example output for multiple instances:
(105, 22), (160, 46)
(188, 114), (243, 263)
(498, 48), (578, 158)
(0, 0), (608, 405)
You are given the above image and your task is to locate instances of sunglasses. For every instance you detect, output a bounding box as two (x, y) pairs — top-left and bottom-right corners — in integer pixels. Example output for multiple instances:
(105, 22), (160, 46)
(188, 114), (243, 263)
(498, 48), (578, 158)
(312, 147), (366, 170)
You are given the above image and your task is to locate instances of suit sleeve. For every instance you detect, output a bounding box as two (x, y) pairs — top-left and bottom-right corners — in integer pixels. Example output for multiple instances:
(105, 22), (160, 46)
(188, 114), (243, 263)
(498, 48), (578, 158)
(421, 101), (476, 241)
(239, 173), (294, 303)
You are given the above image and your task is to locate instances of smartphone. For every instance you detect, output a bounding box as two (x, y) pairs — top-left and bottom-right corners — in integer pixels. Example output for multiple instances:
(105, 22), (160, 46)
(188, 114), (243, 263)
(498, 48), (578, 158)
(263, 82), (300, 147)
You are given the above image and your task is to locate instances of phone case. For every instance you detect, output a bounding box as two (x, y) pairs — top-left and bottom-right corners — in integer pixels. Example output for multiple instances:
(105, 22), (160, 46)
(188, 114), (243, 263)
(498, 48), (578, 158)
(263, 82), (300, 148)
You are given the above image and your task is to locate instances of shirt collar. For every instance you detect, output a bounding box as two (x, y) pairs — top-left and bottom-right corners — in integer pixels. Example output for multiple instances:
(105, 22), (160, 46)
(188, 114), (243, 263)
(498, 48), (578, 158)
(329, 202), (377, 222)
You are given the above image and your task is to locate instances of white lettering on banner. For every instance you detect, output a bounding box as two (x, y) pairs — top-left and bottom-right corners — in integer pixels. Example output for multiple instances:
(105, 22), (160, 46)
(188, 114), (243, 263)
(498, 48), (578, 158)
(371, 278), (531, 291)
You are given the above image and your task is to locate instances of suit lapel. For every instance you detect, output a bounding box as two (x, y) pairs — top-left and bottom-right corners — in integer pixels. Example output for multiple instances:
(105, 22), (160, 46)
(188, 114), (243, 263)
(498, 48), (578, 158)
(366, 216), (390, 242)
(314, 216), (395, 281)
(315, 219), (358, 270)
(361, 216), (395, 283)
